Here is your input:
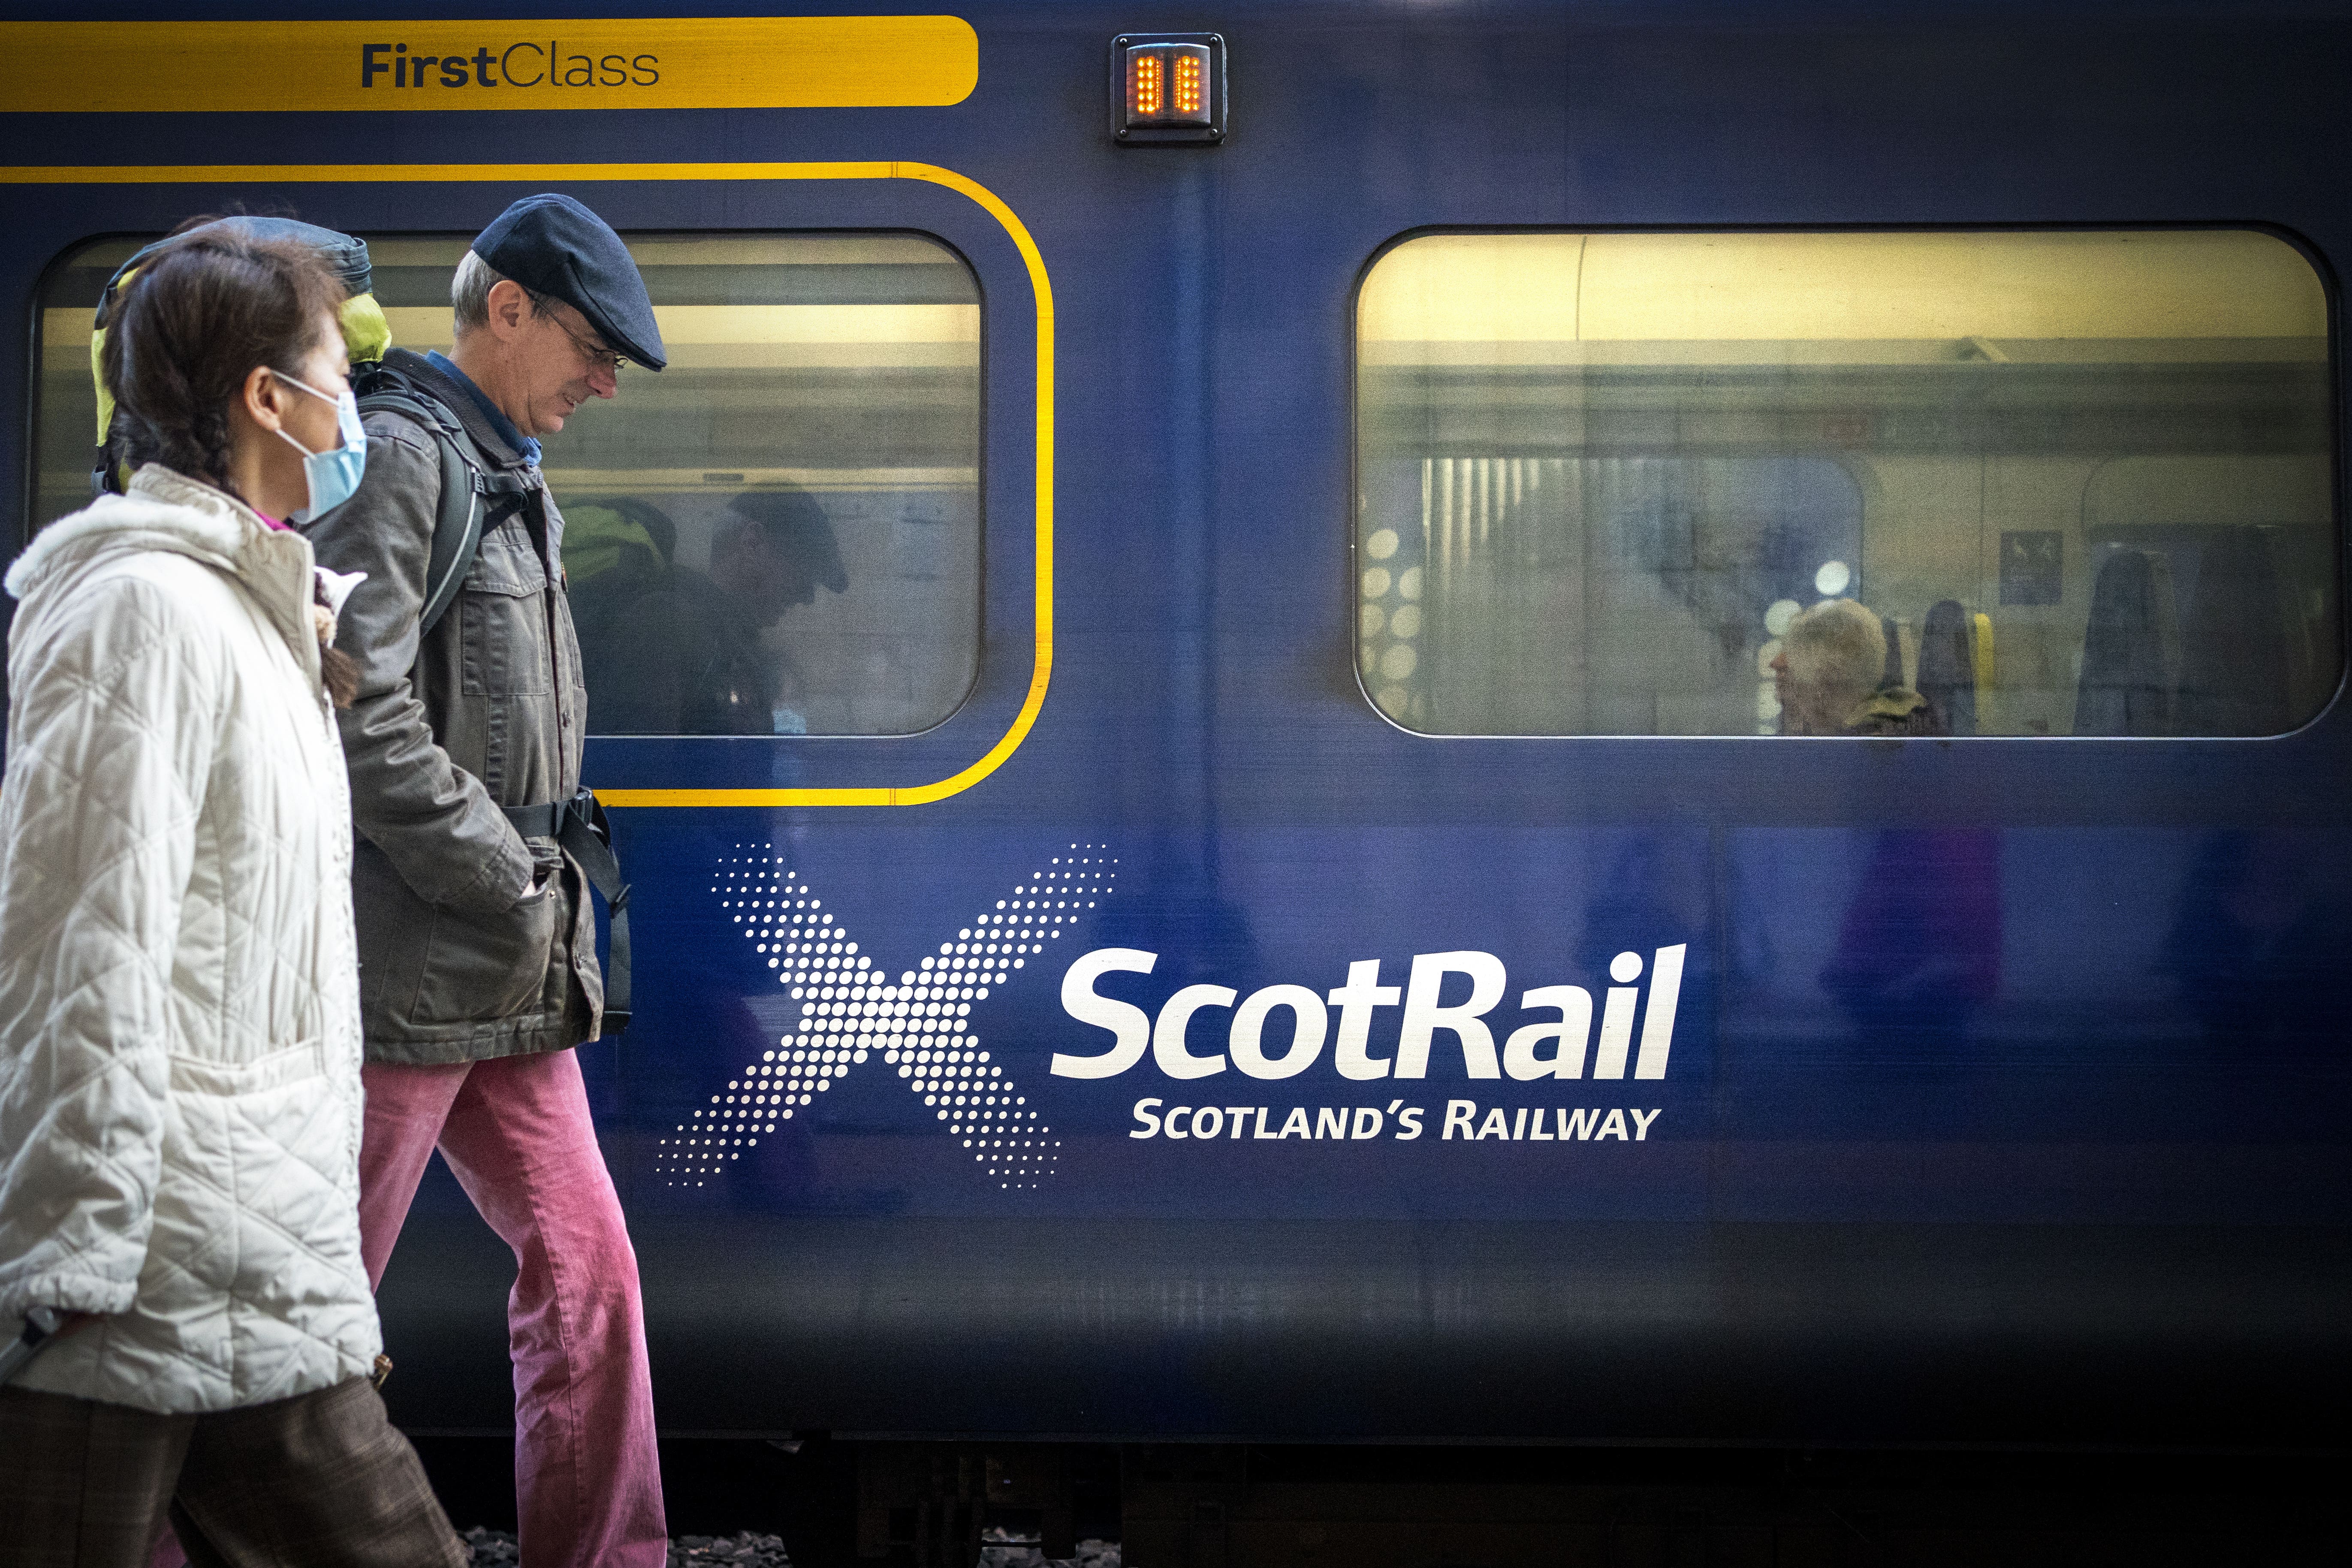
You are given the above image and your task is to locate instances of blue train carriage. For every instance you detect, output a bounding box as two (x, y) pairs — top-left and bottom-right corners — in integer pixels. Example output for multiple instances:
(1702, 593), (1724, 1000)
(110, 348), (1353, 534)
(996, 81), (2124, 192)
(2, 2), (2346, 1458)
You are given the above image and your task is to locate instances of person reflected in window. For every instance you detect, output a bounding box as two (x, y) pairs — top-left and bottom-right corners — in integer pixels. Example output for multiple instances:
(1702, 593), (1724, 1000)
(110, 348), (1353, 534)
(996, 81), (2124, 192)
(572, 486), (846, 735)
(1770, 597), (1946, 736)
(566, 494), (679, 730)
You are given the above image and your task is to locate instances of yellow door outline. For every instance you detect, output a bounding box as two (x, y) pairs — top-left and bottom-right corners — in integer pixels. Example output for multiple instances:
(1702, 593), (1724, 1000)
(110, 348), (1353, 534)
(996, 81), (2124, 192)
(0, 161), (1052, 808)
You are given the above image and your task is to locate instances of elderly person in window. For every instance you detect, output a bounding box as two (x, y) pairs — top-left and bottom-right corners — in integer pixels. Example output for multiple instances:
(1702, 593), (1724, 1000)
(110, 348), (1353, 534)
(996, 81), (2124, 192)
(1770, 597), (1945, 736)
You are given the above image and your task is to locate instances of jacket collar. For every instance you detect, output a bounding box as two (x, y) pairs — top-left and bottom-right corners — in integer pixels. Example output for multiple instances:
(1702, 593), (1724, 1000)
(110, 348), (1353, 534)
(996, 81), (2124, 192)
(6, 465), (320, 678)
(384, 347), (536, 470)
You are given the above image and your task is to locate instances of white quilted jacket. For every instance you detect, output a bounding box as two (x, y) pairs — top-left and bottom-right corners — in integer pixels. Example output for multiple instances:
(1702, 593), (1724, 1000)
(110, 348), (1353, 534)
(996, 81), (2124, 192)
(0, 465), (380, 1413)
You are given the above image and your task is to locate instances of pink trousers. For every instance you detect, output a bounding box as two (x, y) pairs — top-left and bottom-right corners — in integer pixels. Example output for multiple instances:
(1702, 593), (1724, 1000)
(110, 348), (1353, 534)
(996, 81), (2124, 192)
(358, 1050), (668, 1568)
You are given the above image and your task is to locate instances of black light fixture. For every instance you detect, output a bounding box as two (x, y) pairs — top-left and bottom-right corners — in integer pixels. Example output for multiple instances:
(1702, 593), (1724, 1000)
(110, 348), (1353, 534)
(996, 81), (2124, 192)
(1111, 33), (1226, 145)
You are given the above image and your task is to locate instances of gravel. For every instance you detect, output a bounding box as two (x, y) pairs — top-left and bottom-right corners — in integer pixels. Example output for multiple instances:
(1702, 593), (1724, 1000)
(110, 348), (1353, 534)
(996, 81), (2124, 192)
(461, 1529), (793, 1567)
(979, 1538), (1122, 1568)
(669, 1532), (795, 1566)
(464, 1526), (1118, 1567)
(461, 1529), (517, 1566)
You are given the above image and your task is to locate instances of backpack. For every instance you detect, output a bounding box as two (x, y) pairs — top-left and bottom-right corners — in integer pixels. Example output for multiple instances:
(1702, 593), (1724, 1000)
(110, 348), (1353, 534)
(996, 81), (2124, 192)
(350, 355), (534, 635)
(91, 218), (389, 492)
(89, 221), (498, 635)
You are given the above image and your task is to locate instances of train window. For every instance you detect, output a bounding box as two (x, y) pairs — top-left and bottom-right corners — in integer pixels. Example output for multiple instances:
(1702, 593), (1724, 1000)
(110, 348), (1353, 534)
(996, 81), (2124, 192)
(1355, 231), (2334, 736)
(31, 231), (981, 738)
(30, 236), (145, 538)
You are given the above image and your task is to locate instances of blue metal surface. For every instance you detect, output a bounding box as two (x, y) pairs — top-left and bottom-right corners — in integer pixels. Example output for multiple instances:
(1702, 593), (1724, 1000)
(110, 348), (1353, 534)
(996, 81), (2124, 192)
(3, 0), (2348, 1446)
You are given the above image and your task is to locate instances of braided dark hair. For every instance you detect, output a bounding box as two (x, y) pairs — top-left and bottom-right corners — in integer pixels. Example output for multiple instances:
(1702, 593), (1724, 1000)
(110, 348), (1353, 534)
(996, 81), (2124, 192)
(100, 220), (344, 501)
(100, 221), (361, 707)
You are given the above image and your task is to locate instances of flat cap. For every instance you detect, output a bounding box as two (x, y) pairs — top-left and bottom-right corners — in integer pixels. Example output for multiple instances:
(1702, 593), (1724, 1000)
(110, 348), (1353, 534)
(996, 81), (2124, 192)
(730, 488), (847, 593)
(473, 193), (666, 371)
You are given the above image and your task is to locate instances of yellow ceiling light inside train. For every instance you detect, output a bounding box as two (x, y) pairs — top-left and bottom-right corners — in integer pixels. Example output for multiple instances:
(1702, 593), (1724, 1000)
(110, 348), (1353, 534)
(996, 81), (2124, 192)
(1357, 230), (2327, 363)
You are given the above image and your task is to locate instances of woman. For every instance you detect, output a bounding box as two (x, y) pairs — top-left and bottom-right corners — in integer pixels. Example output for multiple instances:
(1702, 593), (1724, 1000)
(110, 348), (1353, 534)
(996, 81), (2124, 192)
(0, 223), (464, 1566)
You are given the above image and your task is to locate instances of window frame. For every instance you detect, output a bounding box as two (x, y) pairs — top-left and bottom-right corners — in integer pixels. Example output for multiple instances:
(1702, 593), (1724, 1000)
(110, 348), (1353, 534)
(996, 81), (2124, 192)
(1347, 223), (2345, 742)
(9, 161), (1055, 806)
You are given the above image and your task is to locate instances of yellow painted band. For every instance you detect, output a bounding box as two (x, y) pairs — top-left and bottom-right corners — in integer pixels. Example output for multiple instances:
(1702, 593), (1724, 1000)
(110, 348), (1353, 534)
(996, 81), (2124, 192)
(0, 19), (979, 114)
(0, 161), (1052, 809)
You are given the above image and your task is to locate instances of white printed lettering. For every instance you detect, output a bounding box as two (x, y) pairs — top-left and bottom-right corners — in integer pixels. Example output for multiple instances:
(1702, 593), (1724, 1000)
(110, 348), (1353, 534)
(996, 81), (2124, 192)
(1053, 948), (1156, 1078)
(1633, 946), (1686, 1080)
(1441, 1099), (1477, 1139)
(1130, 1096), (1163, 1138)
(1597, 1108), (1629, 1140)
(1230, 984), (1328, 1079)
(1631, 1107), (1661, 1140)
(1504, 985), (1593, 1080)
(1397, 953), (1508, 1079)
(1154, 984), (1234, 1079)
(1592, 987), (1639, 1079)
(1327, 959), (1401, 1080)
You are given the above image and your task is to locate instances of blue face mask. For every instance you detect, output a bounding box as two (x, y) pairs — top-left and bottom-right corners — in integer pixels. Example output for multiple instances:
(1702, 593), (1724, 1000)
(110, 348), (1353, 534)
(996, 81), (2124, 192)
(272, 371), (367, 522)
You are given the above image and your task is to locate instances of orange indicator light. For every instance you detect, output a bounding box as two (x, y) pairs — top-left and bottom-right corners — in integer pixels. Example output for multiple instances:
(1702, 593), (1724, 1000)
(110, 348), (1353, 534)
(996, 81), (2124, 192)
(1173, 52), (1205, 118)
(1131, 51), (1162, 118)
(1112, 33), (1223, 143)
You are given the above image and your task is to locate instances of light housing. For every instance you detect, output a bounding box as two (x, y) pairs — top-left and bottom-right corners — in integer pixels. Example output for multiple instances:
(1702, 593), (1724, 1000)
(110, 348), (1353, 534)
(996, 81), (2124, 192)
(1112, 33), (1226, 145)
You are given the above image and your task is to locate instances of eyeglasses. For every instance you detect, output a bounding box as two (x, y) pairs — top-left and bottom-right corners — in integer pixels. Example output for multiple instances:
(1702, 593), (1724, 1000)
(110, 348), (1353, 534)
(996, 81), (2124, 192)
(550, 312), (629, 374)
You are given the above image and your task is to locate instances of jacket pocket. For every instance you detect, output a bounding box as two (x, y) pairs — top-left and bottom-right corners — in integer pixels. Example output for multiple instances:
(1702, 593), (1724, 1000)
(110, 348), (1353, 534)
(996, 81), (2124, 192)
(459, 563), (552, 698)
(410, 864), (561, 1025)
(159, 1038), (357, 1306)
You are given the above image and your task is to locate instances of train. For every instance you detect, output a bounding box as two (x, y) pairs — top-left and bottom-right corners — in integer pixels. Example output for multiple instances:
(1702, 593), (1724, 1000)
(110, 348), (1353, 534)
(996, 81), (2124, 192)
(4, 0), (2348, 1554)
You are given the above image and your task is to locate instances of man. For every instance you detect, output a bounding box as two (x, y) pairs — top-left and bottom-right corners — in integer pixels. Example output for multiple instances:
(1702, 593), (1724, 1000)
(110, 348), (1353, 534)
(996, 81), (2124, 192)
(304, 194), (668, 1568)
(572, 486), (846, 734)
(1770, 596), (1944, 736)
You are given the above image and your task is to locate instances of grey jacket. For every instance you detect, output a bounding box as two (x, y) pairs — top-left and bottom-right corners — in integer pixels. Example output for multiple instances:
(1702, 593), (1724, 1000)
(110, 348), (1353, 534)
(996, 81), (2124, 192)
(303, 350), (601, 1064)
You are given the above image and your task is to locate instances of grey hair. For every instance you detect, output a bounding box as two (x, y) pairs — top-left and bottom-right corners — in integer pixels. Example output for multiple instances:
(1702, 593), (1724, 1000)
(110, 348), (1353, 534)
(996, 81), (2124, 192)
(450, 249), (548, 335)
(1784, 597), (1888, 720)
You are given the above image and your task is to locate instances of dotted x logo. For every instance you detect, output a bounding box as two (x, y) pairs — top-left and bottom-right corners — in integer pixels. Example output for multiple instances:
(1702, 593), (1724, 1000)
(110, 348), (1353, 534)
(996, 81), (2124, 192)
(657, 845), (1118, 1190)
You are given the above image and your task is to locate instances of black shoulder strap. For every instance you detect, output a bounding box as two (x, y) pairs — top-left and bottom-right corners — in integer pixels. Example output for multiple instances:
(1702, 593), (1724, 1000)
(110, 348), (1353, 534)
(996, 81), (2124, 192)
(354, 372), (534, 636)
(505, 789), (632, 1033)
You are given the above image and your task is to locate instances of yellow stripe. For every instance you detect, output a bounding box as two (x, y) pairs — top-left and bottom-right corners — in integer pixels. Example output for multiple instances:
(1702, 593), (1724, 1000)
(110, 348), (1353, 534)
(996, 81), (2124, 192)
(0, 20), (978, 114)
(3, 161), (1051, 809)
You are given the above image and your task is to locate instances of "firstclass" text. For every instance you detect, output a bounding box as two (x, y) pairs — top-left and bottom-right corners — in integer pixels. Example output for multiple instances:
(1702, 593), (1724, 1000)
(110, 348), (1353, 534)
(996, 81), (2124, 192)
(360, 42), (659, 90)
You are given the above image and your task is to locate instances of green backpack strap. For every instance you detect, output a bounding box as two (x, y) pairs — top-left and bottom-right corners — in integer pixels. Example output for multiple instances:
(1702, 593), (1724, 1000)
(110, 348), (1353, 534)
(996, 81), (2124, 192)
(352, 378), (534, 635)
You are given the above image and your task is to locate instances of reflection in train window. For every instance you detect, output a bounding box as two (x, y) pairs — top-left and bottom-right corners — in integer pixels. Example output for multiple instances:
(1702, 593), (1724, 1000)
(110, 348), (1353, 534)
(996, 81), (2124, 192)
(31, 237), (147, 539)
(31, 232), (980, 738)
(1354, 231), (2335, 736)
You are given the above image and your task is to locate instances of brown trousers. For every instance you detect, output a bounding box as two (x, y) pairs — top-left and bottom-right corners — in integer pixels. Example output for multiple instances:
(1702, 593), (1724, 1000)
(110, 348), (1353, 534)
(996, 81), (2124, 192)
(0, 1375), (465, 1568)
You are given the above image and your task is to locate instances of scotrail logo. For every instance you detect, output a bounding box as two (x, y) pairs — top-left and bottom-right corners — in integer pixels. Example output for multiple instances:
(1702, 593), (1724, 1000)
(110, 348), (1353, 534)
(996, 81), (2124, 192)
(1058, 944), (1688, 1155)
(662, 840), (1689, 1190)
(1051, 944), (1687, 1083)
(657, 843), (1119, 1189)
